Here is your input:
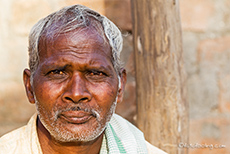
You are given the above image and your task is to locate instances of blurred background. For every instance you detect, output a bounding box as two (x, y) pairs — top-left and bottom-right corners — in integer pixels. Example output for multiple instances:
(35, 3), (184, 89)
(0, 0), (230, 153)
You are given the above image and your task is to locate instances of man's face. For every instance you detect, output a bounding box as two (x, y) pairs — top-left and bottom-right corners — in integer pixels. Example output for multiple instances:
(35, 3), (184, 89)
(27, 27), (123, 142)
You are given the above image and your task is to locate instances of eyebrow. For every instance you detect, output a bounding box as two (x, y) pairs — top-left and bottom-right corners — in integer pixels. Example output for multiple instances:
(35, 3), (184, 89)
(41, 61), (112, 72)
(40, 56), (114, 71)
(40, 62), (70, 71)
(87, 60), (113, 70)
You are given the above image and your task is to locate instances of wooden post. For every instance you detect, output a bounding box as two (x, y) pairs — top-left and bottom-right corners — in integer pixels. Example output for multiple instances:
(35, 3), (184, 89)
(131, 0), (188, 153)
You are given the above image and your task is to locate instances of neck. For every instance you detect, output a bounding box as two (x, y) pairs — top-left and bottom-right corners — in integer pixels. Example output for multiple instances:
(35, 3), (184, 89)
(37, 118), (103, 154)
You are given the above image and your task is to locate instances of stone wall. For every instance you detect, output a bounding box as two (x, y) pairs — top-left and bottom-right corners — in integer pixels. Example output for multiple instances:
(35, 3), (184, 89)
(180, 0), (230, 153)
(0, 0), (230, 153)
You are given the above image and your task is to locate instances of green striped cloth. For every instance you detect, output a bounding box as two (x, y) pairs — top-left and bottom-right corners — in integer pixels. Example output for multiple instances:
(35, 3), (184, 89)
(100, 114), (148, 154)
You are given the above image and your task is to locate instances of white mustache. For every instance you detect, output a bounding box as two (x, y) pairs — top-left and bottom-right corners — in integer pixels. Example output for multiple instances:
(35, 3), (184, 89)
(53, 104), (101, 119)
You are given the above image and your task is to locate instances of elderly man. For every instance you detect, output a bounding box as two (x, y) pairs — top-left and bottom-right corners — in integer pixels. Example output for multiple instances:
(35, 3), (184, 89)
(0, 5), (166, 154)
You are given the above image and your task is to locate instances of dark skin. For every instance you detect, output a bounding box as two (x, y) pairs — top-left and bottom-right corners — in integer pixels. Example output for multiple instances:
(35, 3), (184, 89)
(23, 27), (126, 154)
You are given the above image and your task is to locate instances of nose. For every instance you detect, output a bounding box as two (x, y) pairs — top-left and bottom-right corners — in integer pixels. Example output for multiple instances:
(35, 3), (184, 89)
(62, 73), (92, 104)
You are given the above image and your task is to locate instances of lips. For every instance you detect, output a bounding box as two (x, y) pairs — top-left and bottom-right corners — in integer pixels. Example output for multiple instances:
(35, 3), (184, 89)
(60, 111), (93, 124)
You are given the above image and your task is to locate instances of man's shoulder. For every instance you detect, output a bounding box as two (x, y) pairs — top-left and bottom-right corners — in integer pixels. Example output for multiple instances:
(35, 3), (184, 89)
(0, 125), (27, 144)
(111, 114), (144, 136)
(0, 125), (28, 153)
(145, 141), (168, 154)
(111, 114), (167, 154)
(0, 114), (37, 153)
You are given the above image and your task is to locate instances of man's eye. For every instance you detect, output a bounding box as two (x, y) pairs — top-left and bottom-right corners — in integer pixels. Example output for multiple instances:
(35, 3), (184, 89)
(89, 71), (104, 76)
(50, 70), (64, 75)
(51, 70), (64, 75)
(87, 70), (107, 78)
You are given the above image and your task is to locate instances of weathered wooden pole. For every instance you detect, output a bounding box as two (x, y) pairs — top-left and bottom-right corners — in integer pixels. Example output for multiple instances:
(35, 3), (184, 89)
(131, 0), (188, 154)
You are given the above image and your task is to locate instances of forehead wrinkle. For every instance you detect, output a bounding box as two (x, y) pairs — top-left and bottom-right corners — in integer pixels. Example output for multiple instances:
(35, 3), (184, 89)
(43, 21), (109, 49)
(39, 51), (114, 72)
(39, 16), (109, 45)
(50, 30), (109, 52)
(38, 25), (114, 69)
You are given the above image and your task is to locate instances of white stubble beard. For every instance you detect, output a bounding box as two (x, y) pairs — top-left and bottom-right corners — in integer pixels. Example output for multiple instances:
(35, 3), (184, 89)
(34, 76), (121, 143)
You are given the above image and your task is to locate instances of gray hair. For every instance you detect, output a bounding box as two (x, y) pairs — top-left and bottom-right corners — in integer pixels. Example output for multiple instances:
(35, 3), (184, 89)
(28, 4), (123, 78)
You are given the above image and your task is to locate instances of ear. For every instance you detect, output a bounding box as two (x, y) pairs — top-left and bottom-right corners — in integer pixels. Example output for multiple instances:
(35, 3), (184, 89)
(23, 69), (35, 104)
(116, 68), (127, 104)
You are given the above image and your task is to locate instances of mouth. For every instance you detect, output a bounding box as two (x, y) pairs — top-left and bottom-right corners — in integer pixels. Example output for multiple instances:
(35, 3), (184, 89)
(59, 111), (94, 124)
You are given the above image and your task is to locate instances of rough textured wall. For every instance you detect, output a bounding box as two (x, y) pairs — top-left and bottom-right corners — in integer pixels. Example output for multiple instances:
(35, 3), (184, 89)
(0, 0), (230, 154)
(180, 0), (230, 153)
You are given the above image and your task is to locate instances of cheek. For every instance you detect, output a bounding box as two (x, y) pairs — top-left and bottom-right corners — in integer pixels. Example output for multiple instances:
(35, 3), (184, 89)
(90, 82), (118, 108)
(33, 80), (65, 107)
